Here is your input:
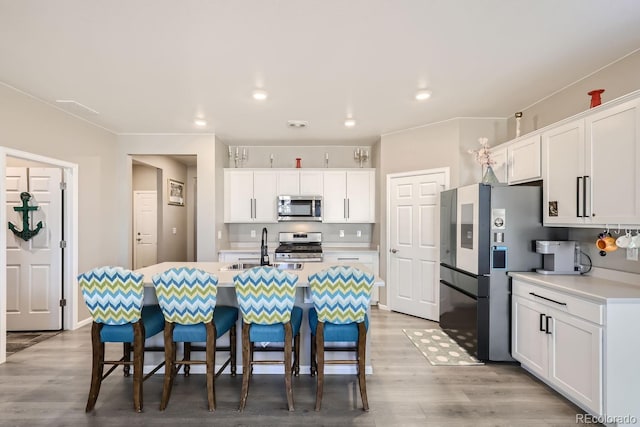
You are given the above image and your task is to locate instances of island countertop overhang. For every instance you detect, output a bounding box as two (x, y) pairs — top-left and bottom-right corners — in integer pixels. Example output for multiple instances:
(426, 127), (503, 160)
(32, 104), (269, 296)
(134, 261), (385, 288)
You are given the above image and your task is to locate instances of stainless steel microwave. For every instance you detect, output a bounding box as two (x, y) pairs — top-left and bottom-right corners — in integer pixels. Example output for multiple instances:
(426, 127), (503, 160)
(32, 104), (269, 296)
(277, 195), (322, 222)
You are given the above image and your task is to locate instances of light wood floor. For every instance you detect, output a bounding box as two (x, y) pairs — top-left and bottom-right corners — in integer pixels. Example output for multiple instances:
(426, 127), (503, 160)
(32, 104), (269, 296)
(0, 308), (594, 426)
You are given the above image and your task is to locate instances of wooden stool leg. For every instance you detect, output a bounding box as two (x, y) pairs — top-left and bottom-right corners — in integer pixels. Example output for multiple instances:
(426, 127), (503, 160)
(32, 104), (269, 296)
(123, 342), (131, 377)
(310, 332), (316, 377)
(314, 322), (325, 411)
(183, 342), (191, 376)
(132, 322), (145, 412)
(357, 322), (369, 411)
(160, 323), (176, 411)
(293, 331), (300, 377)
(86, 322), (104, 412)
(239, 323), (251, 411)
(230, 323), (237, 377)
(206, 322), (216, 412)
(284, 322), (294, 411)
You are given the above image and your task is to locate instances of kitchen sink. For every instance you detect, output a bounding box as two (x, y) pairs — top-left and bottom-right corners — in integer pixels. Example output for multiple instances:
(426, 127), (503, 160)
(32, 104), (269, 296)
(220, 262), (304, 271)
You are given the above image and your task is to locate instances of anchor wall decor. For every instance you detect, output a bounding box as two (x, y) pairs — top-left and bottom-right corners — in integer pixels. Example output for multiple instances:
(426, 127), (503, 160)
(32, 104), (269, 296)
(8, 192), (43, 242)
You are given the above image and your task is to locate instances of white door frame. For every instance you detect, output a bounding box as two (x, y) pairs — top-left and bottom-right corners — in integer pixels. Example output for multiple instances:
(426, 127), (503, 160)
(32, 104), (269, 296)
(385, 167), (450, 314)
(0, 147), (79, 365)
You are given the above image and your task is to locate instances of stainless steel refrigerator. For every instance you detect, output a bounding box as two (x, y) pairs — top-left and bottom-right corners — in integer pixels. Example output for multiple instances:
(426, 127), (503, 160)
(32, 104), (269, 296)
(439, 183), (566, 361)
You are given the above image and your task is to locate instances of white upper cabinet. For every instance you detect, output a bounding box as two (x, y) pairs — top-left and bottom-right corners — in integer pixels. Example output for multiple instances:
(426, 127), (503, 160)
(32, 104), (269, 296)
(490, 144), (508, 184)
(299, 170), (324, 196)
(275, 170), (324, 196)
(508, 134), (541, 184)
(225, 168), (374, 223)
(586, 98), (640, 225)
(542, 97), (640, 226)
(224, 169), (278, 223)
(542, 119), (586, 225)
(323, 169), (375, 223)
(276, 170), (300, 195)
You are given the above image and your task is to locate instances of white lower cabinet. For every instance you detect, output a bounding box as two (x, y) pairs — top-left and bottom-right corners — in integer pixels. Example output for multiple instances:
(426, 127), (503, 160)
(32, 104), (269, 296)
(512, 280), (602, 415)
(323, 250), (379, 303)
(510, 275), (640, 426)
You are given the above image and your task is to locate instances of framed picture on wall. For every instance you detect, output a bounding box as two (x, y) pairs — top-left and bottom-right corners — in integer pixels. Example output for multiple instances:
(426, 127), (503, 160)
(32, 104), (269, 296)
(168, 179), (185, 206)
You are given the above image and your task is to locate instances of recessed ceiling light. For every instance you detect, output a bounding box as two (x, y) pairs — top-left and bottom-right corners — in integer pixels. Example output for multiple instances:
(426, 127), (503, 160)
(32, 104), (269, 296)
(415, 89), (432, 101)
(344, 118), (356, 128)
(194, 118), (207, 127)
(252, 89), (268, 100)
(287, 120), (308, 128)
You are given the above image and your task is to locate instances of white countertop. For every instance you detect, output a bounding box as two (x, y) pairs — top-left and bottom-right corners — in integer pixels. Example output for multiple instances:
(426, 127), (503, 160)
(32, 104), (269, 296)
(135, 261), (384, 288)
(509, 272), (640, 302)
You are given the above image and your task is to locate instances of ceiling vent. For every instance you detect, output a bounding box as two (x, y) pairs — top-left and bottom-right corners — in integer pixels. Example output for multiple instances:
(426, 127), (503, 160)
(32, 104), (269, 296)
(287, 120), (308, 128)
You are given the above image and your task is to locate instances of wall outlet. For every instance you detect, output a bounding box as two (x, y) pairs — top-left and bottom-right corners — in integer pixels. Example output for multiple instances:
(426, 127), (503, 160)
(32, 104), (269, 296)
(627, 248), (638, 261)
(217, 230), (222, 239)
(172, 227), (177, 235)
(339, 229), (345, 238)
(251, 230), (256, 238)
(356, 230), (362, 238)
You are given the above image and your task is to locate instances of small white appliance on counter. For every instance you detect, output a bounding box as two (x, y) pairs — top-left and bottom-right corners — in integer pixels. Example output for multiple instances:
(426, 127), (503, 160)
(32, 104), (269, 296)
(535, 240), (581, 275)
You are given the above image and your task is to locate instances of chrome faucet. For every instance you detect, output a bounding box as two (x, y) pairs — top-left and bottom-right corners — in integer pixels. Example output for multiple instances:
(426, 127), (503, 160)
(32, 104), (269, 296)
(260, 227), (270, 266)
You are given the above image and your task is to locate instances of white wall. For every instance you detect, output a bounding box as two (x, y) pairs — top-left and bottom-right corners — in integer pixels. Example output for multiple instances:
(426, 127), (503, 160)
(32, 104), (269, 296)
(506, 49), (640, 140)
(131, 155), (189, 263)
(116, 134), (217, 263)
(377, 117), (507, 304)
(0, 83), (120, 326)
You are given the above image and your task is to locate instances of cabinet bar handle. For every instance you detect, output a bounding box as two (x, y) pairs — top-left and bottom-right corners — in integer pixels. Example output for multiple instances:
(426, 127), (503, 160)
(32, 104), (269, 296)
(347, 199), (350, 219)
(584, 175), (591, 217)
(545, 315), (552, 334)
(337, 257), (359, 261)
(576, 176), (583, 217)
(344, 199), (348, 219)
(539, 313), (546, 332)
(529, 292), (567, 306)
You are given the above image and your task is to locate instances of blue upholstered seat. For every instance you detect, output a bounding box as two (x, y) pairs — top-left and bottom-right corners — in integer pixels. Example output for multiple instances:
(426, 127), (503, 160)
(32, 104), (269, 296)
(100, 304), (165, 342)
(172, 305), (239, 342)
(308, 307), (368, 342)
(248, 306), (303, 342)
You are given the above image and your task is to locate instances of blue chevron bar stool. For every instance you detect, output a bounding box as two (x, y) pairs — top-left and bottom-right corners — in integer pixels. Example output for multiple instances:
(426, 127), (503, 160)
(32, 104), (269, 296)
(152, 267), (238, 411)
(234, 266), (302, 411)
(78, 266), (165, 412)
(308, 266), (375, 411)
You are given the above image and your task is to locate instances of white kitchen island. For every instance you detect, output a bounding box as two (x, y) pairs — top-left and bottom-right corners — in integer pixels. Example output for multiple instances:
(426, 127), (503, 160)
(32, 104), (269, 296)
(134, 261), (384, 375)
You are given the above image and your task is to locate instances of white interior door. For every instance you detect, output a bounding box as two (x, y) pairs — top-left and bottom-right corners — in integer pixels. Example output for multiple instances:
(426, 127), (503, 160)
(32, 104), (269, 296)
(388, 169), (447, 320)
(6, 167), (63, 331)
(133, 191), (158, 269)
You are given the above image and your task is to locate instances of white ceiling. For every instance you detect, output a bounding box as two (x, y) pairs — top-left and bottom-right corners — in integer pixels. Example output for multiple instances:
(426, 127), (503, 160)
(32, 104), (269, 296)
(1, 0), (640, 145)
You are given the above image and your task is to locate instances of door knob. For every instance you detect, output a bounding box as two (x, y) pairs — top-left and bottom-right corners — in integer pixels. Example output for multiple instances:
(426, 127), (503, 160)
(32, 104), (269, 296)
(390, 249), (398, 254)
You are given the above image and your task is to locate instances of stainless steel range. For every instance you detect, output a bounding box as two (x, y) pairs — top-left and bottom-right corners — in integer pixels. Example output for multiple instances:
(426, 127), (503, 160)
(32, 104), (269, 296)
(274, 232), (323, 262)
